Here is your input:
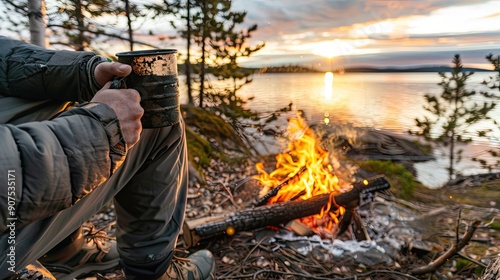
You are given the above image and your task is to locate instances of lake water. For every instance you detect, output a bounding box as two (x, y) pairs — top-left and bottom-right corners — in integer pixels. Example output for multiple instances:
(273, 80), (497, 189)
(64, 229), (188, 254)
(180, 72), (500, 188)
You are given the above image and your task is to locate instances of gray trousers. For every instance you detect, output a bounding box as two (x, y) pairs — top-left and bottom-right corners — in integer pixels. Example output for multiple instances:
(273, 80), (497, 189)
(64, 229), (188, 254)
(0, 97), (188, 279)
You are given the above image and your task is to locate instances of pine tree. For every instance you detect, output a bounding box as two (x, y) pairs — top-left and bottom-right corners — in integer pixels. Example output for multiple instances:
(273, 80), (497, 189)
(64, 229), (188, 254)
(473, 53), (500, 171)
(204, 10), (269, 151)
(146, 0), (196, 104)
(146, 0), (265, 108)
(144, 0), (290, 154)
(410, 54), (497, 182)
(191, 0), (230, 108)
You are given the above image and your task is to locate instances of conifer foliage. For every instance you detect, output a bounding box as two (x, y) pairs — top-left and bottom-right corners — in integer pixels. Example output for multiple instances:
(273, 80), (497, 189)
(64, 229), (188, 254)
(410, 54), (498, 182)
(473, 54), (500, 172)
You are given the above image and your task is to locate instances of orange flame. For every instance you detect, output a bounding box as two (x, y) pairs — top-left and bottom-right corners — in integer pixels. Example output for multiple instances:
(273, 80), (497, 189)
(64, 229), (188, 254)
(254, 115), (346, 235)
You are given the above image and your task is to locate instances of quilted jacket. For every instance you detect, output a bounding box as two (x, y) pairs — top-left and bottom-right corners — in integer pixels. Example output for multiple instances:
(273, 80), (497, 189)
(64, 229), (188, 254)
(0, 36), (127, 232)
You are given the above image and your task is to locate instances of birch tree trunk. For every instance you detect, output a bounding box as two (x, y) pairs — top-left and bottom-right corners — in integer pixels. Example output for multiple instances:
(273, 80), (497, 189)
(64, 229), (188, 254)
(28, 0), (46, 48)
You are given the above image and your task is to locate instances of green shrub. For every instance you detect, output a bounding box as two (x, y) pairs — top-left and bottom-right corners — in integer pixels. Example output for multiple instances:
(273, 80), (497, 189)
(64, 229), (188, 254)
(356, 160), (416, 199)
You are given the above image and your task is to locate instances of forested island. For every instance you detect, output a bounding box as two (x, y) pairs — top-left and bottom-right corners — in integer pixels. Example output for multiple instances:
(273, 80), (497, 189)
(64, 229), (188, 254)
(249, 65), (493, 73)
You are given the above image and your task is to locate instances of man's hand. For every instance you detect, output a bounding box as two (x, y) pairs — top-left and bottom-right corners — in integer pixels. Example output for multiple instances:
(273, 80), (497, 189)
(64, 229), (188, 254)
(91, 82), (144, 147)
(94, 62), (132, 88)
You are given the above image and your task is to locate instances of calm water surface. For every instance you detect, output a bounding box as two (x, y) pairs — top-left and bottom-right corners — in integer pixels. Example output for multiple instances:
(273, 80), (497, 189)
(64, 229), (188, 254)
(181, 72), (500, 188)
(236, 72), (499, 136)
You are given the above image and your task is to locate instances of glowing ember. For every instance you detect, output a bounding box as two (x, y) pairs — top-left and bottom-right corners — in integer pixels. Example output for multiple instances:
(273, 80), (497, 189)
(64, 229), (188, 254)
(254, 115), (348, 235)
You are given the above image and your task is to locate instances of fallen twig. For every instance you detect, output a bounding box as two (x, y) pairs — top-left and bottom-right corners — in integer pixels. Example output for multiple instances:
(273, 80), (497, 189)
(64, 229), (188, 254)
(219, 236), (268, 278)
(222, 269), (422, 280)
(410, 219), (482, 275)
(456, 207), (463, 243)
(457, 252), (488, 268)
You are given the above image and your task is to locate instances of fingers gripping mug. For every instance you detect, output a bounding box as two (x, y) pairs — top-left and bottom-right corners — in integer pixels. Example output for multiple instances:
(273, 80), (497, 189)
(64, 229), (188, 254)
(111, 49), (180, 128)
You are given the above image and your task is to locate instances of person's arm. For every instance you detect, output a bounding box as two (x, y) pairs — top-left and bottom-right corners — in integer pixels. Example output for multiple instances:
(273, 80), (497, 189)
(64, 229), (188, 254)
(0, 82), (142, 236)
(0, 36), (104, 102)
(0, 82), (143, 233)
(0, 101), (127, 232)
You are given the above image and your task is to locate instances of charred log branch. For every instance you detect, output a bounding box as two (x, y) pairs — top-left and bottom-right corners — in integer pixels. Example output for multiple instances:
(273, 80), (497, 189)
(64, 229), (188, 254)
(254, 166), (307, 206)
(183, 175), (390, 247)
(410, 219), (481, 275)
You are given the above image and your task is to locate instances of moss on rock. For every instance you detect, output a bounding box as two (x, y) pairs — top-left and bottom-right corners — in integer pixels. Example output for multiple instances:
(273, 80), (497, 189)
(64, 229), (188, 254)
(181, 104), (253, 171)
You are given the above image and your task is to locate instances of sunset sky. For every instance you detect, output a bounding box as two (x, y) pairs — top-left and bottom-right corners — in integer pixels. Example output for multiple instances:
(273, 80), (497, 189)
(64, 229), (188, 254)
(231, 0), (500, 70)
(1, 1), (499, 70)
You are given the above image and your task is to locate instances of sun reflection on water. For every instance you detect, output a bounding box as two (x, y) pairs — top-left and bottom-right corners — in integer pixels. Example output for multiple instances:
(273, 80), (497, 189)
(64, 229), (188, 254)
(324, 72), (334, 100)
(323, 112), (330, 125)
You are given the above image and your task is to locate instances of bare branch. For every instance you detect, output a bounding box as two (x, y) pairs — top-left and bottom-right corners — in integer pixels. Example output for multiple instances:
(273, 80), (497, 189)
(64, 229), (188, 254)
(410, 220), (481, 275)
(47, 24), (161, 49)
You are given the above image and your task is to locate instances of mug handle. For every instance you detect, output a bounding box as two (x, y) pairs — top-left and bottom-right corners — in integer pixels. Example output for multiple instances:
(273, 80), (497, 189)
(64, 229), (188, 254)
(110, 77), (128, 89)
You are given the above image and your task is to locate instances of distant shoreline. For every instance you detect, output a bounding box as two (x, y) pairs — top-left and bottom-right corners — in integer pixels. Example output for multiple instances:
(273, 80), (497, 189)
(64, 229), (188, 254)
(250, 65), (494, 74)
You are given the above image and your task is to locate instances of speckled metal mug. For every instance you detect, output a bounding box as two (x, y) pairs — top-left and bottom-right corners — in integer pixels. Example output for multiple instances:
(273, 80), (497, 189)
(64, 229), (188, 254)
(112, 49), (180, 128)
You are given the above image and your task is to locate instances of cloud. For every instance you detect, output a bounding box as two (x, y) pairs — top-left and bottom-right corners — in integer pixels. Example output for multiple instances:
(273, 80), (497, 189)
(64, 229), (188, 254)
(234, 0), (491, 38)
(232, 0), (500, 68)
(342, 48), (495, 66)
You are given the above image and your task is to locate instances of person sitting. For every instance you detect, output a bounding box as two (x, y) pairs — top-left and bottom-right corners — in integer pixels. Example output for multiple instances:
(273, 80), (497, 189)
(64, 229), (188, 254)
(0, 36), (215, 280)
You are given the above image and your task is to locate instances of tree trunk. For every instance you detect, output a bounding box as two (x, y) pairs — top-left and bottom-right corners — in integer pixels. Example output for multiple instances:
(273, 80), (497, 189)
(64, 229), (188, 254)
(449, 131), (455, 181)
(481, 258), (500, 280)
(183, 175), (390, 247)
(28, 0), (46, 48)
(125, 0), (133, 50)
(199, 38), (205, 108)
(185, 0), (193, 104)
(75, 0), (86, 50)
(198, 1), (207, 108)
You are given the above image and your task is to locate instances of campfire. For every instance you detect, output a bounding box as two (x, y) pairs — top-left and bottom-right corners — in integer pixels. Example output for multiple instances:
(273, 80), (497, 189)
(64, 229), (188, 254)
(253, 115), (351, 235)
(80, 113), (497, 280)
(173, 113), (496, 280)
(183, 114), (391, 247)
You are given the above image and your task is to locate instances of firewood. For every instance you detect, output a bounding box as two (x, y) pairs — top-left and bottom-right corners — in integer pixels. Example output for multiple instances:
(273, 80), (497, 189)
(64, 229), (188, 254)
(410, 219), (481, 275)
(254, 166), (307, 206)
(182, 175), (390, 247)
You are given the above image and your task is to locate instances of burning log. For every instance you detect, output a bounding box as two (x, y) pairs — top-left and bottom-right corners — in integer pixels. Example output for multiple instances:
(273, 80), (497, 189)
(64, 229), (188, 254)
(254, 166), (307, 206)
(183, 175), (390, 247)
